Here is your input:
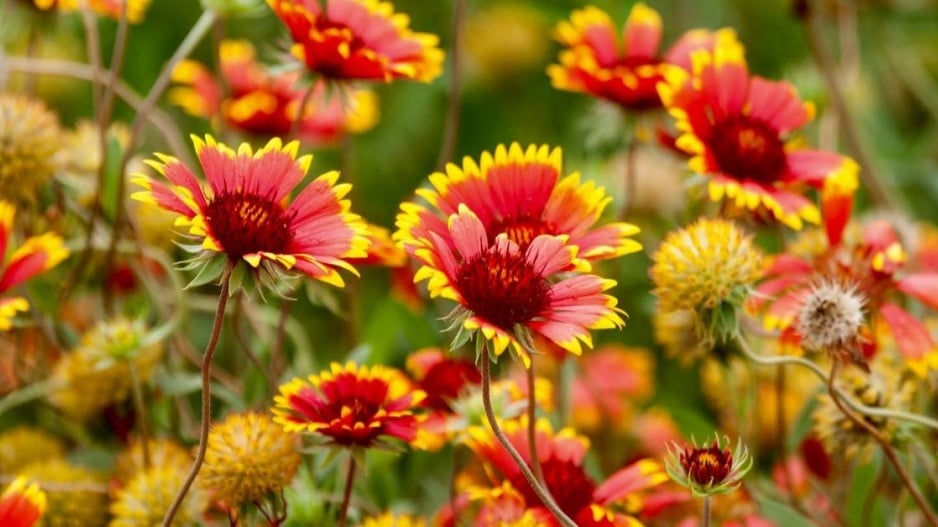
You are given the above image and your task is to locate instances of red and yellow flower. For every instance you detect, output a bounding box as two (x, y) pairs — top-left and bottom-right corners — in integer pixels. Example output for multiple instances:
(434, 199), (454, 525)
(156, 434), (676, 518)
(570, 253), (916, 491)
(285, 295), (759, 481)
(397, 203), (624, 367)
(33, 0), (150, 23)
(170, 40), (377, 145)
(266, 0), (444, 82)
(132, 135), (369, 288)
(548, 3), (736, 110)
(0, 201), (69, 330)
(0, 477), (46, 527)
(273, 361), (427, 449)
(397, 143), (641, 263)
(466, 418), (668, 526)
(658, 40), (858, 230)
(754, 210), (938, 376)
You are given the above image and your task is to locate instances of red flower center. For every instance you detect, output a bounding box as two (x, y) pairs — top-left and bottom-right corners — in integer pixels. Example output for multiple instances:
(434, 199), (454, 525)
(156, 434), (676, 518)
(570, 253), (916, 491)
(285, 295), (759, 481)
(489, 217), (553, 249)
(681, 445), (732, 486)
(709, 116), (787, 184)
(455, 249), (551, 332)
(514, 458), (596, 517)
(205, 192), (293, 258)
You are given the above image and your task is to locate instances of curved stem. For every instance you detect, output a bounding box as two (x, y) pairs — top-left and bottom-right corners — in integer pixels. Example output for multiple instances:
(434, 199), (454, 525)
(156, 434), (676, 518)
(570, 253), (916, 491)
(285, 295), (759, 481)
(337, 454), (357, 527)
(480, 347), (577, 527)
(161, 260), (234, 527)
(525, 361), (545, 486)
(435, 0), (467, 169)
(826, 361), (938, 527)
(736, 336), (938, 431)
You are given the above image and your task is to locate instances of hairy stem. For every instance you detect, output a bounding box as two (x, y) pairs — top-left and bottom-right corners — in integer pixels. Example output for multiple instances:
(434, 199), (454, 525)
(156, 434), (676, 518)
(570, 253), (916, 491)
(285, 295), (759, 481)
(480, 347), (577, 527)
(525, 361), (545, 486)
(161, 261), (234, 527)
(703, 494), (712, 527)
(337, 455), (357, 527)
(826, 361), (938, 527)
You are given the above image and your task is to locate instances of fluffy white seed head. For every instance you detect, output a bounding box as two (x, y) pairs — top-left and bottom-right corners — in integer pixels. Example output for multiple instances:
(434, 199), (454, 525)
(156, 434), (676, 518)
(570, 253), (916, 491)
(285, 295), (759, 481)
(796, 280), (866, 351)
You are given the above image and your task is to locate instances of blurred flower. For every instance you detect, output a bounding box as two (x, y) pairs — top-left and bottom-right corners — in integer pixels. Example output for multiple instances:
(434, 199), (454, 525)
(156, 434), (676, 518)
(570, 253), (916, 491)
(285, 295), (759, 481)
(200, 411), (300, 504)
(658, 40), (858, 230)
(132, 135), (369, 292)
(0, 201), (69, 331)
(548, 3), (735, 110)
(466, 418), (667, 526)
(357, 512), (426, 527)
(48, 317), (162, 421)
(813, 354), (915, 461)
(665, 434), (752, 498)
(266, 0), (444, 82)
(0, 95), (60, 205)
(55, 120), (131, 202)
(610, 145), (687, 218)
(113, 438), (192, 484)
(109, 465), (208, 527)
(653, 308), (712, 364)
(0, 477), (46, 527)
(651, 218), (762, 346)
(406, 348), (480, 413)
(20, 459), (108, 527)
(170, 40), (377, 146)
(0, 427), (65, 475)
(464, 3), (549, 84)
(33, 0), (150, 23)
(397, 204), (623, 367)
(571, 344), (654, 432)
(397, 143), (641, 263)
(755, 213), (938, 375)
(274, 361), (427, 449)
(347, 223), (407, 267)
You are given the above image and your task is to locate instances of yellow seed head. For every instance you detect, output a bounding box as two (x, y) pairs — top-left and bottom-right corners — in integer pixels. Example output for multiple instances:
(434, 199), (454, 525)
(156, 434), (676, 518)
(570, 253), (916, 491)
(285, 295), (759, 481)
(20, 459), (109, 527)
(110, 465), (208, 527)
(651, 218), (764, 313)
(113, 438), (192, 484)
(200, 411), (301, 504)
(0, 426), (65, 474)
(0, 94), (61, 204)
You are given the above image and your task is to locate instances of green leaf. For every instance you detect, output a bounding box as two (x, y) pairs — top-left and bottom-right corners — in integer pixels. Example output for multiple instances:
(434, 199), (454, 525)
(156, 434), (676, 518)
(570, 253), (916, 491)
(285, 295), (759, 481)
(846, 451), (884, 527)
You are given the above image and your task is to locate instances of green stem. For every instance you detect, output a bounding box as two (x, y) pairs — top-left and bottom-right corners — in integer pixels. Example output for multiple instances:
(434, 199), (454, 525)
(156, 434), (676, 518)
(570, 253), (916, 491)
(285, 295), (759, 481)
(127, 363), (152, 469)
(0, 379), (62, 416)
(337, 454), (357, 527)
(435, 0), (467, 169)
(480, 346), (577, 527)
(735, 335), (938, 430)
(161, 261), (234, 527)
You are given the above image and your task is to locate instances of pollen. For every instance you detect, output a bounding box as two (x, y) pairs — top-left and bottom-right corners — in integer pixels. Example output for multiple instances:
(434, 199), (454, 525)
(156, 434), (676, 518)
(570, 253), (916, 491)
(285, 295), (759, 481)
(455, 249), (552, 331)
(204, 192), (293, 258)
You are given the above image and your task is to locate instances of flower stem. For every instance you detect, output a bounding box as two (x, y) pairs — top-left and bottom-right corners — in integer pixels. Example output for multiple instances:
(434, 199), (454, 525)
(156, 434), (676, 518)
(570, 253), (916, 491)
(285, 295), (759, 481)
(480, 346), (577, 527)
(128, 363), (152, 469)
(435, 0), (467, 169)
(735, 335), (938, 430)
(337, 454), (357, 527)
(161, 261), (234, 527)
(826, 361), (938, 527)
(525, 361), (545, 486)
(702, 495), (712, 527)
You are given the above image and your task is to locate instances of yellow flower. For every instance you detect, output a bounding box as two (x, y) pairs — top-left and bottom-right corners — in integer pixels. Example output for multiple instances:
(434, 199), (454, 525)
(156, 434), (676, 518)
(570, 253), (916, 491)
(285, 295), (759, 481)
(0, 426), (65, 475)
(357, 512), (427, 527)
(651, 218), (764, 313)
(200, 412), (301, 504)
(113, 439), (191, 484)
(0, 95), (61, 205)
(109, 466), (207, 527)
(48, 317), (162, 421)
(20, 459), (108, 527)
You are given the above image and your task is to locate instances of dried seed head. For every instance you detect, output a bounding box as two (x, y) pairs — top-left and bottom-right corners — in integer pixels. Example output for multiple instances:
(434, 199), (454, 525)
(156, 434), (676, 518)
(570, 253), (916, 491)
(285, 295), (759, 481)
(796, 280), (866, 352)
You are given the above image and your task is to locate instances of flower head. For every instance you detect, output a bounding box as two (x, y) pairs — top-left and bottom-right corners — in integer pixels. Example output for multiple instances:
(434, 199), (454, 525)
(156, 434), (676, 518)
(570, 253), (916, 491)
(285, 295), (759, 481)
(33, 0), (150, 23)
(19, 460), (108, 527)
(397, 143), (641, 263)
(132, 135), (370, 291)
(0, 427), (65, 475)
(266, 0), (444, 82)
(170, 40), (377, 145)
(200, 411), (301, 504)
(658, 41), (858, 230)
(0, 477), (46, 527)
(0, 202), (69, 331)
(548, 4), (735, 110)
(0, 95), (61, 205)
(467, 418), (668, 525)
(357, 512), (426, 527)
(114, 439), (192, 483)
(796, 280), (867, 366)
(398, 204), (624, 367)
(110, 466), (208, 527)
(665, 434), (752, 497)
(651, 218), (763, 345)
(273, 361), (427, 449)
